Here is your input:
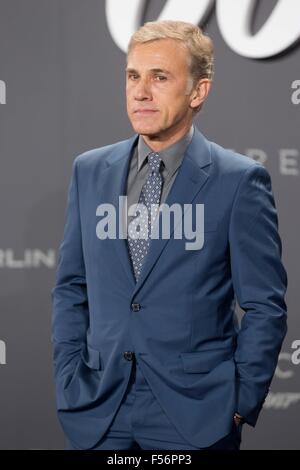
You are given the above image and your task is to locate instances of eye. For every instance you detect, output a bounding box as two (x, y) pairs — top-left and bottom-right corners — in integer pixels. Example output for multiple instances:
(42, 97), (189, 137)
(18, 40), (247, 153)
(128, 74), (139, 80)
(155, 75), (167, 81)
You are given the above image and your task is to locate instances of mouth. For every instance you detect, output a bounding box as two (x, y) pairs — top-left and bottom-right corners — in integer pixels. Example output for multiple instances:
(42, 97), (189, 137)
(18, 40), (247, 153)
(133, 109), (158, 115)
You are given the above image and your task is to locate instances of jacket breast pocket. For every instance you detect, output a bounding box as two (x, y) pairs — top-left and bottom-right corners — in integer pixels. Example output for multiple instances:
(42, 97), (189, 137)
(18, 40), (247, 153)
(180, 347), (233, 373)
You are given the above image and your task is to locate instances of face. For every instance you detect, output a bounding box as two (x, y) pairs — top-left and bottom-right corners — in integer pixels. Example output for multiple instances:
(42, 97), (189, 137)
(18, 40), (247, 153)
(126, 38), (209, 144)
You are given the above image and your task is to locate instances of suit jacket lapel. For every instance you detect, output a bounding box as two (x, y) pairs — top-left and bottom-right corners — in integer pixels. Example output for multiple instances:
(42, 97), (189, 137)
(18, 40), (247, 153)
(96, 134), (138, 287)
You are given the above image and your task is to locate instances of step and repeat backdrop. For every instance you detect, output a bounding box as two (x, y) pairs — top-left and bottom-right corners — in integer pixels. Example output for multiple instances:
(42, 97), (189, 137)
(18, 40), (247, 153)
(0, 0), (299, 449)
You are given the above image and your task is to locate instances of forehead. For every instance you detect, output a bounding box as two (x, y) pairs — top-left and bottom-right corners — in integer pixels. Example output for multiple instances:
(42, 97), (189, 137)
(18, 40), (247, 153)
(127, 38), (189, 72)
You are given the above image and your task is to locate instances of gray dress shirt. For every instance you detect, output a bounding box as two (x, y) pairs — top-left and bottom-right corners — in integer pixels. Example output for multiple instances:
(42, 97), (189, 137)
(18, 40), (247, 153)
(123, 124), (194, 237)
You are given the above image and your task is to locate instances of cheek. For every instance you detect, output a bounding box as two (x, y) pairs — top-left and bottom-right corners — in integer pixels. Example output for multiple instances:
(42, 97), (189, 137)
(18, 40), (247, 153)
(126, 86), (135, 101)
(126, 89), (132, 102)
(161, 95), (189, 119)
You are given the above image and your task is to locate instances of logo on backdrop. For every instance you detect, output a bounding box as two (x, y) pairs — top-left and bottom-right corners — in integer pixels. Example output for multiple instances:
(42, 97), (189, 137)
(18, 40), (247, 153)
(265, 341), (300, 410)
(231, 148), (299, 177)
(106, 0), (300, 59)
(0, 249), (56, 268)
(0, 79), (6, 104)
(0, 340), (6, 365)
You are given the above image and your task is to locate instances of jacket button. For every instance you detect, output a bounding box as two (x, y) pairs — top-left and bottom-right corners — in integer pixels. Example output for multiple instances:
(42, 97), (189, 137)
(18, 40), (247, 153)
(123, 351), (134, 361)
(131, 303), (141, 312)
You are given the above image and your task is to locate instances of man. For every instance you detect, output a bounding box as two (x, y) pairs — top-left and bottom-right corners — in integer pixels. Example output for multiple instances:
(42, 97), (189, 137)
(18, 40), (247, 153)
(51, 20), (288, 450)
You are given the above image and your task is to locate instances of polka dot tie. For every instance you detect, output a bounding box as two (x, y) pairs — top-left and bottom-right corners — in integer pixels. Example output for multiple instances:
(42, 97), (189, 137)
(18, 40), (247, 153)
(128, 152), (163, 282)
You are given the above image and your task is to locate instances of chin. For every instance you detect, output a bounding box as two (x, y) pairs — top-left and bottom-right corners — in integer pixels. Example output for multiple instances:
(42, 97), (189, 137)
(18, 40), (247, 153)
(131, 121), (161, 136)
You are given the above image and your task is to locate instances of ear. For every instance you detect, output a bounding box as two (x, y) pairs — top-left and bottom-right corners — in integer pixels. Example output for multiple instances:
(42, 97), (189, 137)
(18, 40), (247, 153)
(190, 79), (212, 110)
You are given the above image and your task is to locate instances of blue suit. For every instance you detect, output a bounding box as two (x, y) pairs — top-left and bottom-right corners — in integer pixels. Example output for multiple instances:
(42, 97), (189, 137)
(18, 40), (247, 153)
(51, 126), (287, 450)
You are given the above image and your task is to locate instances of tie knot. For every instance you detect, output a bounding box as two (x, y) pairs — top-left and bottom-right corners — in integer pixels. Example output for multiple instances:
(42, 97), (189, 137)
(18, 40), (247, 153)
(148, 152), (162, 175)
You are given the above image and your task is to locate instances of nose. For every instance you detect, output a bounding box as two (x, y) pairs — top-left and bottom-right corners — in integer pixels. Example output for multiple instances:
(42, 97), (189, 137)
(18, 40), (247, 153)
(134, 77), (152, 101)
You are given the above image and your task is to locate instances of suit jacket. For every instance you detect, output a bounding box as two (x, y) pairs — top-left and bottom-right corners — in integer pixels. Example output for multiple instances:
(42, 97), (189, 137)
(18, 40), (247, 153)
(51, 125), (288, 449)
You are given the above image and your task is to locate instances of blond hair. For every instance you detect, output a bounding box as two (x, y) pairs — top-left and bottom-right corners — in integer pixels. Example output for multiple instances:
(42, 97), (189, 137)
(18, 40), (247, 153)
(127, 20), (214, 114)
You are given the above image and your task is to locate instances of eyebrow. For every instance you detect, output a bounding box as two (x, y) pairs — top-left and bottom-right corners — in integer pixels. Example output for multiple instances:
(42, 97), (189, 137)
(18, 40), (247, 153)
(125, 67), (172, 75)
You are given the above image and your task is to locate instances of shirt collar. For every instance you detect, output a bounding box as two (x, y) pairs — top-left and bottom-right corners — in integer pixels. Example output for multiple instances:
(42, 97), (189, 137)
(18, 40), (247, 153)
(137, 124), (194, 177)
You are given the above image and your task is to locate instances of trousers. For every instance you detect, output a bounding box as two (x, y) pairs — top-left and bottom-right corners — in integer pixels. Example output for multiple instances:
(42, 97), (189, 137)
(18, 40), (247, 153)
(66, 354), (242, 450)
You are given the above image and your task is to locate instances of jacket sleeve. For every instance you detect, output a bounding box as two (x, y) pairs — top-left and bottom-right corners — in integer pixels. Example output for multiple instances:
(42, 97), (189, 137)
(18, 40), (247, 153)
(51, 157), (89, 381)
(229, 163), (288, 426)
